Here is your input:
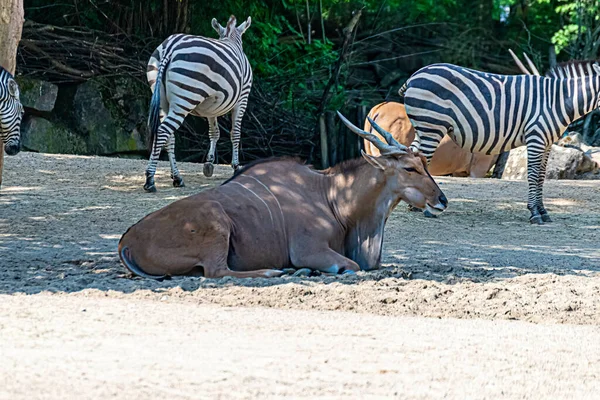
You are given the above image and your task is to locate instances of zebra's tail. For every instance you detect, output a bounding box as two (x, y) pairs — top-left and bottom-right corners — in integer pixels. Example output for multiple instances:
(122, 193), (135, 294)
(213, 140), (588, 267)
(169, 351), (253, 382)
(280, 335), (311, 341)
(397, 81), (408, 98)
(148, 58), (169, 153)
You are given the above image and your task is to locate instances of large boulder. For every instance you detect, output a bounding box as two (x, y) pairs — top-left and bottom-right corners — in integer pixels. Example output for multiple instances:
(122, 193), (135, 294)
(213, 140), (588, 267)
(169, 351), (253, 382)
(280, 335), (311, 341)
(16, 78), (58, 113)
(502, 144), (598, 180)
(558, 134), (600, 172)
(71, 78), (148, 155)
(21, 116), (87, 154)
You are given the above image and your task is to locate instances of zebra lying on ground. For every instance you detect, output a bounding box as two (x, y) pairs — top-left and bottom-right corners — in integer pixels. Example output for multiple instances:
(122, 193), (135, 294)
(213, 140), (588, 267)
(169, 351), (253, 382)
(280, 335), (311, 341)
(144, 15), (253, 192)
(400, 60), (600, 224)
(0, 66), (23, 158)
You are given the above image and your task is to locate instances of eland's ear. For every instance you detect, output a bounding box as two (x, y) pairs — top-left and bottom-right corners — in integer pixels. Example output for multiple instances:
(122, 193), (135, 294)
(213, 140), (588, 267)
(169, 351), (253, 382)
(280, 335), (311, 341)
(361, 150), (386, 170)
(237, 16), (252, 34)
(593, 62), (600, 75)
(211, 18), (225, 37)
(7, 78), (19, 98)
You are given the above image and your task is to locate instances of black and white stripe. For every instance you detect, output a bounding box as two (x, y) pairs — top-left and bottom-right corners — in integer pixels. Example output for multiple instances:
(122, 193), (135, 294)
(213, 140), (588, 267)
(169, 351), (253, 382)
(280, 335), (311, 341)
(143, 15), (253, 191)
(402, 62), (600, 224)
(0, 66), (23, 156)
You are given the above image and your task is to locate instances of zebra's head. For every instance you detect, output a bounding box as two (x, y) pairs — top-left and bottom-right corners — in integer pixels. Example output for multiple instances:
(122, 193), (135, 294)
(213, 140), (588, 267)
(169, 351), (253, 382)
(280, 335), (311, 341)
(0, 67), (23, 156)
(211, 15), (252, 42)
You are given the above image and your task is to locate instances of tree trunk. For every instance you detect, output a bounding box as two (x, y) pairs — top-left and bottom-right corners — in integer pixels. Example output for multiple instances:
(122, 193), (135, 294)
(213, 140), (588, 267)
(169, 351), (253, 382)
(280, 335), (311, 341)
(0, 0), (24, 74)
(0, 0), (24, 188)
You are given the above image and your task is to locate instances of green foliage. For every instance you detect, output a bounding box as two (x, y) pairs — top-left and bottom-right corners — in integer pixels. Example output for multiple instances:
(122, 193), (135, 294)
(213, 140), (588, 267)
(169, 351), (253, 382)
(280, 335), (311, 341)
(22, 0), (600, 115)
(550, 0), (600, 57)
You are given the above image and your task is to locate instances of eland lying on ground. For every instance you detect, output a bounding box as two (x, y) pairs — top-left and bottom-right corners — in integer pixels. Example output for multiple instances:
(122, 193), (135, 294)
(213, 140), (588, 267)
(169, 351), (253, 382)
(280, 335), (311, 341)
(118, 112), (447, 279)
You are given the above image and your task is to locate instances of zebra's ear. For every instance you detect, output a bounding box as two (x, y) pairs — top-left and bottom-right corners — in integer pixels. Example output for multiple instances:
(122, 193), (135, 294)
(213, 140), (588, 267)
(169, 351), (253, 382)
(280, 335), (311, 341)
(7, 78), (19, 99)
(237, 17), (252, 35)
(593, 63), (600, 75)
(211, 18), (225, 37)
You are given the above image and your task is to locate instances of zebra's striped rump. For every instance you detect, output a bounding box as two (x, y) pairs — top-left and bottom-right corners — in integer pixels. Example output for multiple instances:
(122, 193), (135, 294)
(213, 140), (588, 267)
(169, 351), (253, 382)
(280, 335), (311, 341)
(402, 61), (600, 223)
(143, 15), (253, 190)
(0, 66), (23, 156)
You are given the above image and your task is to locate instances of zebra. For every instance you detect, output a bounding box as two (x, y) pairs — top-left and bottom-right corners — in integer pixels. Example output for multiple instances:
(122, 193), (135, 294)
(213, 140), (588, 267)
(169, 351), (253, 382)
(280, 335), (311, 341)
(144, 15), (253, 192)
(400, 61), (600, 224)
(0, 66), (23, 158)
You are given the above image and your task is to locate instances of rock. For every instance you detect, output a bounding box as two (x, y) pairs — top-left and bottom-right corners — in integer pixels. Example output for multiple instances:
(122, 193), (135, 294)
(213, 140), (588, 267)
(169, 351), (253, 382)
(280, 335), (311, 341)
(21, 116), (87, 154)
(71, 78), (148, 155)
(557, 133), (585, 148)
(502, 144), (598, 180)
(16, 78), (58, 113)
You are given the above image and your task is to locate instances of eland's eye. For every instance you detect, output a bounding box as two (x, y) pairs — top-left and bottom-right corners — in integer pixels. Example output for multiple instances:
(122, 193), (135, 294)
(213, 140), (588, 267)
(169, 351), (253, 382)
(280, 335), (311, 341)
(404, 167), (417, 172)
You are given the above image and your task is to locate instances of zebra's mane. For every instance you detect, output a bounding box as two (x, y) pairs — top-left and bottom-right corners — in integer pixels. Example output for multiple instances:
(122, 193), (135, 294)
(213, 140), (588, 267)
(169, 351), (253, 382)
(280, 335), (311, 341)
(546, 60), (600, 79)
(0, 65), (14, 79)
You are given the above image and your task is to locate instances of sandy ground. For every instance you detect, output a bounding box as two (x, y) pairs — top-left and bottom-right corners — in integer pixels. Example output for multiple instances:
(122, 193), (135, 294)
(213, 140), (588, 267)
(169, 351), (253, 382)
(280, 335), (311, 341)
(3, 295), (600, 400)
(1, 152), (600, 398)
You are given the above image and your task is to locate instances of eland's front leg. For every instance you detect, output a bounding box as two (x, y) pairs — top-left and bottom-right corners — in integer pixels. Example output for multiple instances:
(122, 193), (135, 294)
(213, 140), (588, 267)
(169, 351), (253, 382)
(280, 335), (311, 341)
(291, 247), (360, 275)
(204, 116), (219, 177)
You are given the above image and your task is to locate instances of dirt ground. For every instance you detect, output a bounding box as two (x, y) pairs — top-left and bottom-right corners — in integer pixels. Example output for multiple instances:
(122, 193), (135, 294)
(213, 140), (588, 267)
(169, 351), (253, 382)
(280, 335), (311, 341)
(2, 152), (600, 398)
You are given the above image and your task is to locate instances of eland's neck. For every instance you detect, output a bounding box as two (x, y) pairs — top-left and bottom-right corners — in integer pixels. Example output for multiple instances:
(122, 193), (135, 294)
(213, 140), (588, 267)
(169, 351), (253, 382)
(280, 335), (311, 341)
(325, 162), (396, 229)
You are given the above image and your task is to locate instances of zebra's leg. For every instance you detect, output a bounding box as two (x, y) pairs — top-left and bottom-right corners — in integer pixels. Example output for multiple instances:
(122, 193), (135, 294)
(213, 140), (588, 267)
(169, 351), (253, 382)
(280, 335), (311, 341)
(526, 144), (545, 224)
(145, 109), (187, 192)
(203, 116), (220, 177)
(230, 99), (248, 171)
(165, 134), (184, 187)
(536, 147), (552, 222)
(410, 128), (444, 217)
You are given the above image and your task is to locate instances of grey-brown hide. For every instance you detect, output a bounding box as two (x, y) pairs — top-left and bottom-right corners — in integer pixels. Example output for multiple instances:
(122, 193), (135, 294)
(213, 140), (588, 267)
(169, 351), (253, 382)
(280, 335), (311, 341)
(119, 115), (447, 279)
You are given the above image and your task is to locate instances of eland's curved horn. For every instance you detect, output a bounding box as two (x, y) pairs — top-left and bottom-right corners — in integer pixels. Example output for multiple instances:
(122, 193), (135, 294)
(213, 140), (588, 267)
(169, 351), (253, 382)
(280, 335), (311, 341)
(523, 52), (541, 76)
(366, 116), (406, 149)
(509, 49), (532, 75)
(337, 111), (407, 156)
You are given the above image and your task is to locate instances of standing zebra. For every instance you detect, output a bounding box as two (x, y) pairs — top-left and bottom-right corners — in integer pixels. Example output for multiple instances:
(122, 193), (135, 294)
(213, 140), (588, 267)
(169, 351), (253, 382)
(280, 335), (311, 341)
(400, 61), (600, 224)
(144, 15), (253, 192)
(0, 66), (23, 157)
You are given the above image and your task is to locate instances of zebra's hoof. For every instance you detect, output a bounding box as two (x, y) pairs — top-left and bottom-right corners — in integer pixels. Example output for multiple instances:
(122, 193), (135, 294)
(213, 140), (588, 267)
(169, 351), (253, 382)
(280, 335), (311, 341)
(172, 176), (185, 188)
(203, 162), (214, 177)
(541, 213), (552, 223)
(232, 164), (241, 171)
(529, 215), (544, 225)
(143, 184), (157, 193)
(423, 209), (437, 218)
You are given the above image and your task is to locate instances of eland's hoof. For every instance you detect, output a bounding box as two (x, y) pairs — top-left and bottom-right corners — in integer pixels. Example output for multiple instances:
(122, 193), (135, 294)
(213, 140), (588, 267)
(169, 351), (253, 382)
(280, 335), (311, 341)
(529, 215), (544, 225)
(265, 269), (284, 278)
(423, 209), (437, 218)
(203, 162), (214, 177)
(342, 269), (356, 275)
(292, 268), (312, 277)
(408, 205), (422, 212)
(172, 176), (185, 187)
